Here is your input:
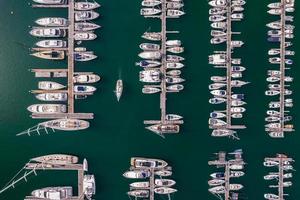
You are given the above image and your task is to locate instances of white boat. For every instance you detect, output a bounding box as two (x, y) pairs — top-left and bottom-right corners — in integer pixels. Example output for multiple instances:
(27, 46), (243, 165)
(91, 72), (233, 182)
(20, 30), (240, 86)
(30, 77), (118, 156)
(209, 118), (226, 127)
(232, 6), (244, 12)
(127, 190), (149, 198)
(167, 47), (184, 54)
(35, 17), (67, 27)
(264, 193), (279, 200)
(167, 84), (184, 92)
(75, 22), (101, 31)
(73, 74), (101, 83)
(155, 179), (176, 187)
(209, 83), (226, 90)
(232, 66), (246, 72)
(263, 160), (279, 167)
(83, 175), (96, 199)
(209, 186), (225, 194)
(142, 32), (161, 41)
(136, 60), (161, 68)
(265, 116), (280, 122)
(267, 110), (280, 116)
(32, 154), (78, 164)
(167, 9), (185, 17)
(210, 90), (226, 97)
(30, 28), (66, 37)
(209, 7), (226, 15)
(232, 0), (246, 6)
(210, 112), (226, 119)
(208, 179), (225, 186)
(166, 77), (185, 84)
(166, 114), (182, 121)
(139, 51), (161, 59)
(131, 157), (168, 169)
(211, 76), (226, 82)
(74, 32), (97, 41)
(33, 0), (65, 4)
(230, 171), (244, 177)
(27, 104), (66, 114)
(130, 182), (149, 188)
(231, 100), (246, 106)
(232, 94), (244, 100)
(209, 15), (226, 22)
(146, 124), (179, 134)
(140, 8), (161, 16)
(267, 2), (281, 9)
(211, 129), (236, 137)
(41, 119), (90, 131)
(35, 93), (67, 101)
(167, 2), (184, 9)
(231, 107), (246, 113)
(74, 85), (96, 93)
(75, 11), (99, 21)
(31, 50), (65, 60)
(230, 184), (243, 191)
(155, 170), (172, 177)
(83, 159), (88, 171)
(231, 40), (244, 48)
(142, 0), (161, 7)
(231, 80), (249, 87)
(166, 40), (182, 46)
(167, 70), (181, 76)
(166, 62), (184, 69)
(167, 55), (185, 62)
(232, 113), (243, 118)
(229, 164), (244, 170)
(211, 22), (227, 29)
(74, 52), (97, 61)
(208, 0), (227, 7)
(142, 87), (161, 94)
(209, 97), (226, 104)
(123, 170), (151, 179)
(231, 13), (244, 20)
(115, 80), (123, 102)
(154, 187), (177, 194)
(264, 173), (279, 180)
(211, 37), (227, 44)
(75, 2), (101, 11)
(35, 40), (66, 48)
(38, 81), (65, 90)
(31, 187), (73, 199)
(139, 43), (160, 51)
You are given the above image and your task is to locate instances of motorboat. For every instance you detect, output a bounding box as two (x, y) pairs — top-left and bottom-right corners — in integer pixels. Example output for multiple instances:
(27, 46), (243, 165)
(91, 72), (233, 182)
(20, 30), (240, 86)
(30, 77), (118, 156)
(231, 13), (244, 20)
(139, 43), (160, 51)
(211, 129), (235, 137)
(232, 6), (244, 12)
(31, 187), (73, 200)
(267, 2), (281, 9)
(138, 51), (161, 59)
(127, 190), (149, 198)
(166, 62), (184, 69)
(30, 28), (66, 37)
(31, 51), (65, 60)
(267, 110), (280, 116)
(210, 112), (226, 118)
(167, 9), (185, 17)
(209, 15), (226, 22)
(74, 52), (97, 61)
(166, 70), (181, 76)
(139, 74), (161, 83)
(209, 118), (227, 127)
(167, 47), (184, 54)
(146, 124), (180, 134)
(264, 193), (279, 200)
(231, 40), (244, 48)
(154, 187), (177, 194)
(209, 186), (225, 194)
(263, 160), (279, 167)
(74, 32), (97, 41)
(268, 8), (294, 15)
(211, 37), (227, 44)
(27, 104), (66, 114)
(209, 97), (226, 104)
(35, 17), (67, 27)
(167, 84), (184, 92)
(231, 100), (246, 106)
(210, 90), (226, 97)
(142, 32), (161, 41)
(264, 173), (279, 180)
(75, 22), (101, 31)
(211, 30), (226, 37)
(265, 116), (280, 122)
(136, 60), (161, 68)
(209, 7), (226, 15)
(74, 85), (96, 93)
(31, 154), (78, 165)
(141, 0), (161, 7)
(232, 66), (246, 72)
(210, 172), (224, 179)
(231, 107), (246, 113)
(41, 119), (90, 131)
(209, 83), (226, 90)
(38, 81), (65, 90)
(142, 87), (161, 94)
(208, 179), (225, 186)
(211, 22), (226, 29)
(165, 76), (185, 84)
(75, 2), (101, 10)
(268, 84), (280, 90)
(35, 40), (67, 48)
(230, 184), (243, 191)
(269, 132), (284, 138)
(130, 182), (149, 188)
(131, 157), (168, 169)
(155, 179), (176, 187)
(230, 171), (245, 177)
(167, 2), (184, 9)
(35, 93), (67, 101)
(229, 164), (244, 170)
(83, 175), (96, 199)
(232, 0), (246, 6)
(211, 76), (226, 82)
(166, 114), (183, 121)
(33, 0), (65, 4)
(166, 40), (182, 47)
(73, 74), (101, 83)
(115, 79), (123, 102)
(123, 170), (151, 179)
(231, 80), (249, 87)
(232, 113), (243, 118)
(209, 54), (226, 65)
(140, 8), (161, 16)
(208, 0), (227, 7)
(232, 94), (244, 100)
(167, 55), (185, 62)
(75, 11), (99, 21)
(155, 170), (172, 177)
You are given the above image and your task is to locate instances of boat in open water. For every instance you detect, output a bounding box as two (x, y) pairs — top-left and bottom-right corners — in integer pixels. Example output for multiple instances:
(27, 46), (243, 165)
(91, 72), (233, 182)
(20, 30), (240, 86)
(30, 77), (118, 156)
(115, 79), (123, 102)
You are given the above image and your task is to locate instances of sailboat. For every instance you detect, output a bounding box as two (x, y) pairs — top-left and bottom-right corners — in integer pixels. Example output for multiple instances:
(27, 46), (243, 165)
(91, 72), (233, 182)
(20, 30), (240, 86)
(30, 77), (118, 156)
(115, 79), (123, 102)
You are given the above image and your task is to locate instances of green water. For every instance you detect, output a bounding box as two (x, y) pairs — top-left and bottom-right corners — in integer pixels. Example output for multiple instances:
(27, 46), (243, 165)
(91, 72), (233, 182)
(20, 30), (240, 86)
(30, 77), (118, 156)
(0, 0), (299, 199)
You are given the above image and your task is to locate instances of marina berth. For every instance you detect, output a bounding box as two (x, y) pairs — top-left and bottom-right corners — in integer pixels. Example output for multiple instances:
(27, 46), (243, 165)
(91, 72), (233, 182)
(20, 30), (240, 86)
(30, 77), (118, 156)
(31, 50), (65, 60)
(41, 118), (90, 131)
(27, 104), (66, 114)
(30, 27), (66, 37)
(75, 11), (100, 21)
(35, 17), (67, 27)
(35, 39), (67, 48)
(75, 2), (101, 11)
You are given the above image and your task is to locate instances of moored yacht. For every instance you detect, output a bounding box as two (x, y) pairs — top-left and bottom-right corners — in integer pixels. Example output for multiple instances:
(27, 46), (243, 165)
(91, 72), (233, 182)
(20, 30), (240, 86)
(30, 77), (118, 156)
(35, 39), (67, 48)
(27, 104), (66, 114)
(75, 11), (100, 21)
(35, 17), (67, 27)
(41, 118), (90, 131)
(75, 2), (101, 10)
(36, 93), (67, 101)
